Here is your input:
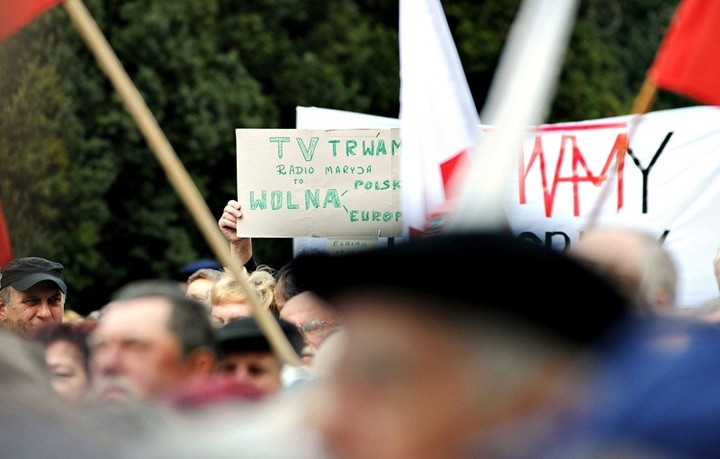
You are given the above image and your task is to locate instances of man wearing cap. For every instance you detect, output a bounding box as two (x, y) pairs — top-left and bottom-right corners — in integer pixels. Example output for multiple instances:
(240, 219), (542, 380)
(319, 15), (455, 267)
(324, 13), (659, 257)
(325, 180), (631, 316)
(216, 315), (305, 396)
(0, 257), (67, 335)
(291, 231), (631, 459)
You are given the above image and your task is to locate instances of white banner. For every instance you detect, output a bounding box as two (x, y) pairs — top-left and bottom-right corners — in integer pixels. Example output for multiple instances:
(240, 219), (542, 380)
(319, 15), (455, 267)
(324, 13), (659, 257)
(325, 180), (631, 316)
(512, 106), (720, 308)
(293, 105), (720, 308)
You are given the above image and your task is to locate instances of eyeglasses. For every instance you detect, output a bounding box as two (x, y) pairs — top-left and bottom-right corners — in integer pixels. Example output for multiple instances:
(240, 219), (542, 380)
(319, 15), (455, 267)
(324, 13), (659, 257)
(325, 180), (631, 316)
(298, 319), (337, 339)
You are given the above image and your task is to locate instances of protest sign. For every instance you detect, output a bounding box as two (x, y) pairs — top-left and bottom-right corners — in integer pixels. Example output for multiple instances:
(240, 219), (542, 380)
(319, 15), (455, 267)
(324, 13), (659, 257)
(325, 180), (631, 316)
(235, 128), (402, 238)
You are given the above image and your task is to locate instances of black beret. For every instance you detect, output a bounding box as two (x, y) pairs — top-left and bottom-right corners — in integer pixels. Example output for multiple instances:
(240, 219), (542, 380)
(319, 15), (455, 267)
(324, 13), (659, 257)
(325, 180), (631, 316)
(217, 315), (305, 356)
(291, 231), (629, 346)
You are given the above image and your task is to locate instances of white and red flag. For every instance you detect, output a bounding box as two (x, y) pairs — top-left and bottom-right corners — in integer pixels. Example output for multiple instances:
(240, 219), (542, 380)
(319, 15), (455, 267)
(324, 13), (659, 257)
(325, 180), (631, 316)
(398, 0), (481, 238)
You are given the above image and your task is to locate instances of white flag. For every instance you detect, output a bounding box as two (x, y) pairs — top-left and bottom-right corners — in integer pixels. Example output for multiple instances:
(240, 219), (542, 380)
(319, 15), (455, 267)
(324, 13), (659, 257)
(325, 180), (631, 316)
(399, 0), (481, 237)
(446, 0), (580, 232)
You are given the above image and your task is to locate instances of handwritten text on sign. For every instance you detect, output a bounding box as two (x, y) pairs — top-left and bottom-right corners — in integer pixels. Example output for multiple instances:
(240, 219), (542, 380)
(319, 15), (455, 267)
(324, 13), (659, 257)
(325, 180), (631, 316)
(235, 129), (402, 237)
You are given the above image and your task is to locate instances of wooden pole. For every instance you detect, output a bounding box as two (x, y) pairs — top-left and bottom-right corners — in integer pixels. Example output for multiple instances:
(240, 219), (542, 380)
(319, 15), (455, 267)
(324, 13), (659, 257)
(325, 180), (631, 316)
(63, 0), (300, 366)
(630, 77), (658, 116)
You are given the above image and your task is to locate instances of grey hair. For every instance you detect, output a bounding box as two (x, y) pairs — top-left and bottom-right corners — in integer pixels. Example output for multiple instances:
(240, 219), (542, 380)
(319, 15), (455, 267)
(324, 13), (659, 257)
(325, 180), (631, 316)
(0, 286), (11, 304)
(187, 268), (223, 284)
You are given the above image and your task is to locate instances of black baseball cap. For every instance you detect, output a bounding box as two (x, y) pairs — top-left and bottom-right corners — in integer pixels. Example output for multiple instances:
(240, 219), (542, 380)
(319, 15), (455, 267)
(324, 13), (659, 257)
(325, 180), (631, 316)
(0, 257), (67, 294)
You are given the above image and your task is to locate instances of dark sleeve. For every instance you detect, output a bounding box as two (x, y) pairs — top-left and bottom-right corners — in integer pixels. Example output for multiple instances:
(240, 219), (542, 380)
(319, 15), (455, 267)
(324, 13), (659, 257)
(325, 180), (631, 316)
(244, 256), (257, 273)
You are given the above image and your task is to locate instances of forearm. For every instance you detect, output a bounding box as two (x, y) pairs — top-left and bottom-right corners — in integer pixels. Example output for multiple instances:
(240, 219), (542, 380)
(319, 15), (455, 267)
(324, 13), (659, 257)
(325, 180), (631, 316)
(230, 237), (254, 270)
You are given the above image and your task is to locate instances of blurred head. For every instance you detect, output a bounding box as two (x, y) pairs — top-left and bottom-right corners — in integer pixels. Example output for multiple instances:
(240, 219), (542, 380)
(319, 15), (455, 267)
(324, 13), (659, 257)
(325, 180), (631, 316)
(0, 257), (67, 334)
(569, 226), (677, 314)
(279, 291), (341, 356)
(0, 327), (56, 398)
(216, 316), (304, 395)
(209, 267), (275, 326)
(176, 259), (221, 291)
(30, 322), (95, 401)
(89, 280), (218, 402)
(185, 268), (223, 307)
(273, 258), (303, 311)
(293, 231), (629, 459)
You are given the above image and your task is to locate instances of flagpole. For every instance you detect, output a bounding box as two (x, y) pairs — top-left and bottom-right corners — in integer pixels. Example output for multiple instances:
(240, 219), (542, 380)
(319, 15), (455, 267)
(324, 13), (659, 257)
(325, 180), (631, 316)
(630, 78), (658, 116)
(62, 0), (300, 367)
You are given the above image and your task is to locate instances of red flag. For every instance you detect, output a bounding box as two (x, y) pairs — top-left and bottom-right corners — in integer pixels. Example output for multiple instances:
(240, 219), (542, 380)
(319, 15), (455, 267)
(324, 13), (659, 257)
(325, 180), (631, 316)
(0, 0), (64, 42)
(0, 201), (12, 266)
(648, 0), (720, 106)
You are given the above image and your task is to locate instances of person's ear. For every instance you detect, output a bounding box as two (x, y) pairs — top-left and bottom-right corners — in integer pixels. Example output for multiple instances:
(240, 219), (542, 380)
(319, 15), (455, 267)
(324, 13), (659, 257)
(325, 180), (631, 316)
(187, 347), (218, 376)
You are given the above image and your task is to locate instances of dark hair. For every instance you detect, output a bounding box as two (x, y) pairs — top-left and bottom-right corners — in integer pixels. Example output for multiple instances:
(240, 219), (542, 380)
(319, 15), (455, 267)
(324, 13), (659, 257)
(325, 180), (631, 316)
(274, 259), (300, 303)
(275, 251), (325, 302)
(110, 279), (218, 358)
(30, 322), (94, 375)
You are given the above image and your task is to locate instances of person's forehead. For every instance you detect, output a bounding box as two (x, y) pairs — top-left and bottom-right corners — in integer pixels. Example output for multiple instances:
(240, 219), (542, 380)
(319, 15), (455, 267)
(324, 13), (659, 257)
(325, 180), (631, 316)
(188, 278), (215, 291)
(281, 292), (330, 318)
(211, 302), (253, 323)
(213, 301), (252, 312)
(340, 291), (437, 322)
(330, 289), (467, 335)
(336, 299), (470, 370)
(46, 340), (84, 362)
(99, 298), (172, 331)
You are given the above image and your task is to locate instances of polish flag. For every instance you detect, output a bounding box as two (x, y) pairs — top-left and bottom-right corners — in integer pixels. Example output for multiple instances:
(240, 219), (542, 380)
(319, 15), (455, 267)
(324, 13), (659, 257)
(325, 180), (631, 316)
(0, 0), (64, 42)
(649, 0), (720, 106)
(399, 0), (481, 238)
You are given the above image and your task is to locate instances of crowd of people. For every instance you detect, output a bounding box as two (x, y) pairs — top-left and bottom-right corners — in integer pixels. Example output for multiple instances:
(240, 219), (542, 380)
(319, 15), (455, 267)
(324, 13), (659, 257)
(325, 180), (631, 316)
(2, 198), (720, 458)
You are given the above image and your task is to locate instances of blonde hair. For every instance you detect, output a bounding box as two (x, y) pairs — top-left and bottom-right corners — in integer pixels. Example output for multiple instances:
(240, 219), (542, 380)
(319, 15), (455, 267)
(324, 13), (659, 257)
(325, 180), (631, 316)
(209, 266), (278, 314)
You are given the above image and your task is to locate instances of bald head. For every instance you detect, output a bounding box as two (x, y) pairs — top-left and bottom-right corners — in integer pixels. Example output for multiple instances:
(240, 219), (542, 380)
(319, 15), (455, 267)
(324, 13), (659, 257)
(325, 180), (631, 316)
(568, 227), (677, 314)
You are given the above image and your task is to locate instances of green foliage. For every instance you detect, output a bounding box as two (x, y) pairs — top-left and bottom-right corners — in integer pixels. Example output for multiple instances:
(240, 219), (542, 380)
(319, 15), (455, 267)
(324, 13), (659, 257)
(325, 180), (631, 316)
(550, 0), (686, 121)
(0, 0), (686, 313)
(0, 21), (70, 257)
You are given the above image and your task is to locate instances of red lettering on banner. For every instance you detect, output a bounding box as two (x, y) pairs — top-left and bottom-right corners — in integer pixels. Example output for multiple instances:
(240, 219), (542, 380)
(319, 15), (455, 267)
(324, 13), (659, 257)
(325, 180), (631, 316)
(519, 133), (628, 217)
